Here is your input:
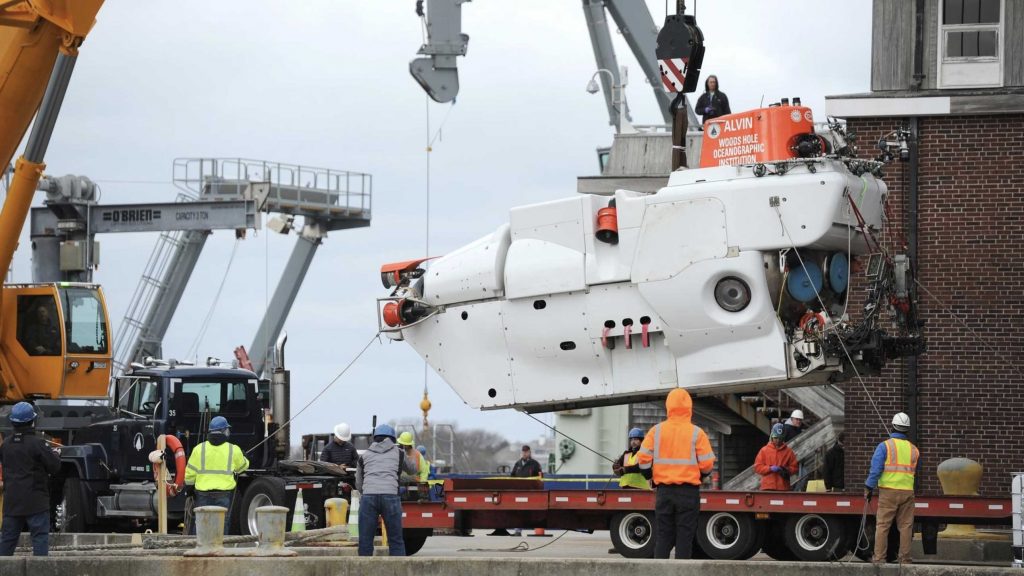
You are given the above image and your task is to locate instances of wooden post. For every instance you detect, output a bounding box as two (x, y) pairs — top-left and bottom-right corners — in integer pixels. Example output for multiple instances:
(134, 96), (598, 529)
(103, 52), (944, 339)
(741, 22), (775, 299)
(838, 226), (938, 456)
(671, 94), (689, 170)
(156, 434), (168, 535)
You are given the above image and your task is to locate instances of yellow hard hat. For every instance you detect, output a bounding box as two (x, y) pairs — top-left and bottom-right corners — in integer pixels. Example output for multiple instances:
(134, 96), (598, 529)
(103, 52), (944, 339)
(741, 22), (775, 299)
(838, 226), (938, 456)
(397, 431), (415, 446)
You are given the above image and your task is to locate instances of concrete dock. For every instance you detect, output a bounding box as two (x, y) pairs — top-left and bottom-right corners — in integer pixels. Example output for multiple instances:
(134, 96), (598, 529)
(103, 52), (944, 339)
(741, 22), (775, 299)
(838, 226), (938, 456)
(0, 557), (1015, 576)
(4, 530), (1012, 574)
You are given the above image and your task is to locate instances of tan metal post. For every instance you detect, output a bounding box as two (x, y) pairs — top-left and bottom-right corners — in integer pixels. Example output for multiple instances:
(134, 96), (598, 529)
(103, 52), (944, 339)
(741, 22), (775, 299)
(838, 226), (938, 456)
(156, 434), (167, 534)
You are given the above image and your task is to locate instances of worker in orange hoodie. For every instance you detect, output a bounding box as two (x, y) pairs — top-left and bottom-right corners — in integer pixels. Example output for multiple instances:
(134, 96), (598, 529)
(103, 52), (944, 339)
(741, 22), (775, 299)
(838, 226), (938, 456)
(637, 388), (715, 559)
(754, 423), (799, 491)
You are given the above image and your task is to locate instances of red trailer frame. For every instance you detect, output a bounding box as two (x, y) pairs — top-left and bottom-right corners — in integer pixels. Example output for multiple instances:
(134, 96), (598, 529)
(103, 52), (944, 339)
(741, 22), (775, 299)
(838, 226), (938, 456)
(398, 479), (1012, 561)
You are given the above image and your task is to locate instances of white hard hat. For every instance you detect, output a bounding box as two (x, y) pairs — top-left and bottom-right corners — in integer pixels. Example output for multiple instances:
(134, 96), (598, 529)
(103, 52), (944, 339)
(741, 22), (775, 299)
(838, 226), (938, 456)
(334, 422), (352, 442)
(892, 412), (911, 430)
(790, 409), (804, 420)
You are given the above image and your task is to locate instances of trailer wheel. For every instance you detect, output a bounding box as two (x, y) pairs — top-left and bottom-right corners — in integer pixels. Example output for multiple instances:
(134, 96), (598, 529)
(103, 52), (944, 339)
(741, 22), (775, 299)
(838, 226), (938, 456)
(57, 476), (87, 533)
(696, 512), (763, 560)
(783, 513), (846, 561)
(239, 477), (288, 536)
(609, 512), (656, 558)
(761, 520), (797, 561)
(403, 528), (432, 556)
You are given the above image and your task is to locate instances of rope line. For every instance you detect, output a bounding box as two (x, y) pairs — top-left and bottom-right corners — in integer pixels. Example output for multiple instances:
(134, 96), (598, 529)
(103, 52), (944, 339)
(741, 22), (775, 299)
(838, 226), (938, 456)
(524, 412), (615, 465)
(913, 278), (1024, 380)
(186, 238), (241, 360)
(423, 95), (432, 398)
(457, 529), (571, 553)
(244, 332), (379, 456)
(522, 412), (622, 493)
(773, 205), (892, 436)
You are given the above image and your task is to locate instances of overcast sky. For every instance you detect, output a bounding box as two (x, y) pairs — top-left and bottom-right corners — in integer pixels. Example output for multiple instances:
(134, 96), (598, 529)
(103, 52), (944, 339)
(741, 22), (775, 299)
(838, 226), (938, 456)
(7, 0), (871, 446)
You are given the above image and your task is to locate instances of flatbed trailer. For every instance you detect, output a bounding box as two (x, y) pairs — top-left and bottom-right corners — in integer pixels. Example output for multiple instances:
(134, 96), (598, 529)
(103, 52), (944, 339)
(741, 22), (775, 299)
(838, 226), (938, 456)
(397, 479), (1012, 560)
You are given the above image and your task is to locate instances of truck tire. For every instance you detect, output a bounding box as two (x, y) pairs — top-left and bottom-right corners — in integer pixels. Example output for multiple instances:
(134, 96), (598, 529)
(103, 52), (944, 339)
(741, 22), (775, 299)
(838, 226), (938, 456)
(690, 535), (710, 558)
(783, 513), (847, 561)
(403, 528), (432, 556)
(239, 477), (288, 536)
(760, 520), (797, 561)
(696, 511), (762, 560)
(609, 512), (656, 558)
(58, 477), (87, 533)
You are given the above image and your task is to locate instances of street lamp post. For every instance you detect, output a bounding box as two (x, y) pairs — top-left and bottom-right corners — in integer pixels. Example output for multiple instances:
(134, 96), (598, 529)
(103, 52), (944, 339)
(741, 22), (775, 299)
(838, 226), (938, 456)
(586, 67), (635, 134)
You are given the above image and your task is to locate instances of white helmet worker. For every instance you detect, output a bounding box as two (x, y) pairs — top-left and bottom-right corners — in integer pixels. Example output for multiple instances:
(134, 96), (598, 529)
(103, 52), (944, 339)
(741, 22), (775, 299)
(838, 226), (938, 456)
(790, 409), (804, 421)
(334, 422), (352, 442)
(892, 412), (911, 432)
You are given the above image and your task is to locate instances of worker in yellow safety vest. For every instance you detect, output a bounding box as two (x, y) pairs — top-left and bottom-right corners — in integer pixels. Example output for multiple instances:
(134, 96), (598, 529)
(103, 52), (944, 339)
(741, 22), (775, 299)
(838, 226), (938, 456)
(612, 428), (651, 490)
(416, 445), (430, 482)
(184, 416), (249, 535)
(396, 432), (420, 482)
(864, 412), (919, 565)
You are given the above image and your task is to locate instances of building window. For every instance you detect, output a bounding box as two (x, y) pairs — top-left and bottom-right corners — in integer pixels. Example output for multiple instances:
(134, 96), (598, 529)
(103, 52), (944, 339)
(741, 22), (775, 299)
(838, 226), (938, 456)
(939, 0), (1003, 87)
(943, 0), (1000, 59)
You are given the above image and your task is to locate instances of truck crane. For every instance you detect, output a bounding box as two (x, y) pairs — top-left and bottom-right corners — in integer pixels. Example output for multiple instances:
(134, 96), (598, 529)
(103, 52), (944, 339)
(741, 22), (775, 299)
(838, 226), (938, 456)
(380, 2), (923, 414)
(0, 3), (364, 537)
(0, 1), (111, 404)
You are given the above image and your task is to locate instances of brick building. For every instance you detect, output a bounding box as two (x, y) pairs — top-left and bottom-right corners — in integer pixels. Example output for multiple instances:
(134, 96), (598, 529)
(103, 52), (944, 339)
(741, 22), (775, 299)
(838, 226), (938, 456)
(826, 0), (1024, 496)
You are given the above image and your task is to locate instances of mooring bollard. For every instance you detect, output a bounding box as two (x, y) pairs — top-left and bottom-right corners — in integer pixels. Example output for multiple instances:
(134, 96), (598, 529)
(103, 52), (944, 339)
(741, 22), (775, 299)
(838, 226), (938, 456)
(187, 506), (226, 555)
(255, 505), (297, 556)
(324, 498), (350, 542)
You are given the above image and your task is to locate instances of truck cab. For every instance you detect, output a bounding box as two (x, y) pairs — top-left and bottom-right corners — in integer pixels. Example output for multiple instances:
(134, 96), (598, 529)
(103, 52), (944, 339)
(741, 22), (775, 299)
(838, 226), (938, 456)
(52, 362), (344, 535)
(57, 363), (270, 531)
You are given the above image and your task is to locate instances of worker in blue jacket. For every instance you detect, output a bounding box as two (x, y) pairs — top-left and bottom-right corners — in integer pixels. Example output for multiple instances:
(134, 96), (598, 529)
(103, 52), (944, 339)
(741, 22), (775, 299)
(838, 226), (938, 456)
(864, 413), (920, 565)
(0, 403), (61, 556)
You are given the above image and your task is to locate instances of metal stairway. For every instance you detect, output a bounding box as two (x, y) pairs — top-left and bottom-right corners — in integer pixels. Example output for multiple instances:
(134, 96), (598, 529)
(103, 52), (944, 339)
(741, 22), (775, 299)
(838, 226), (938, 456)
(112, 192), (200, 373)
(716, 384), (844, 490)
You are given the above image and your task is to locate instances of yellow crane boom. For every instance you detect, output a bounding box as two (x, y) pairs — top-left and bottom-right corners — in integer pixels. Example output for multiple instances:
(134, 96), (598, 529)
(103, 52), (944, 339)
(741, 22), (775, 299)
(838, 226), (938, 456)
(0, 0), (102, 274)
(0, 1), (107, 402)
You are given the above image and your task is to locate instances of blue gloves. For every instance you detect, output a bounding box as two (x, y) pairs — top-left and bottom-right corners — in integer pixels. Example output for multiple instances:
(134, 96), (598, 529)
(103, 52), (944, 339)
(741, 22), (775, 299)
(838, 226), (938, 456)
(703, 106), (714, 114)
(769, 465), (783, 473)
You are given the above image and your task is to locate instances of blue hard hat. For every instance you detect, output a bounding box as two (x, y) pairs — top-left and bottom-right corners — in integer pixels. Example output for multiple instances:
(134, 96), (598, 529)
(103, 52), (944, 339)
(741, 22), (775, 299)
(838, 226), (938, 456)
(209, 416), (230, 432)
(373, 423), (396, 439)
(9, 402), (37, 424)
(417, 445), (427, 456)
(770, 423), (785, 438)
(628, 427), (644, 440)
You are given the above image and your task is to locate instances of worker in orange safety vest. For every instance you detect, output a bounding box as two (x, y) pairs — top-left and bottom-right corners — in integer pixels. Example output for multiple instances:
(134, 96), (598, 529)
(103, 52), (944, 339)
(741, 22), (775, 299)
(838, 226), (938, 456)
(637, 388), (716, 559)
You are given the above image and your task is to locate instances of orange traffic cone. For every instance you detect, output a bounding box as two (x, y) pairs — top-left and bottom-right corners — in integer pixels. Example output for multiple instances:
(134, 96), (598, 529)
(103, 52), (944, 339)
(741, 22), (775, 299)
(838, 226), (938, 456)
(528, 527), (551, 538)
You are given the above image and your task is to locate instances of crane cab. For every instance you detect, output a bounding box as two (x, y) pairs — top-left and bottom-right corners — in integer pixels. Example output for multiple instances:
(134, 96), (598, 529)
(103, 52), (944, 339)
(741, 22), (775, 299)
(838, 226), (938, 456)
(0, 282), (111, 401)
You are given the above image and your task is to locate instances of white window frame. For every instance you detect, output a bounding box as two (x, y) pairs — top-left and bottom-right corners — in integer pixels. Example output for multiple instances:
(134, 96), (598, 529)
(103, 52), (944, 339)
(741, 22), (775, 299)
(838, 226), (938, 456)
(937, 0), (1005, 88)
